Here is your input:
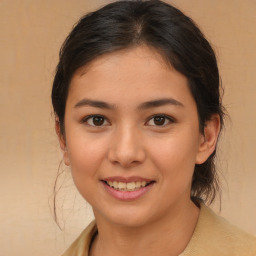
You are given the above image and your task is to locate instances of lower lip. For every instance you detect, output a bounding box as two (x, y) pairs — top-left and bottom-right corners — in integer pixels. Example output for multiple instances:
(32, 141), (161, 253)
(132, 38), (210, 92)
(102, 181), (154, 201)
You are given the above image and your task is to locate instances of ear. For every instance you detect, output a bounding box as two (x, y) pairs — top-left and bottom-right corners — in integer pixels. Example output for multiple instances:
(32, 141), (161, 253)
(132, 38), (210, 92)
(55, 117), (70, 166)
(196, 114), (221, 164)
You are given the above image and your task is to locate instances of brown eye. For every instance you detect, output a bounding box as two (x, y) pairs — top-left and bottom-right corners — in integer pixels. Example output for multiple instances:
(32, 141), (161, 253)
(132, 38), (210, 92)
(153, 116), (166, 126)
(147, 115), (173, 126)
(83, 115), (109, 127)
(92, 116), (105, 126)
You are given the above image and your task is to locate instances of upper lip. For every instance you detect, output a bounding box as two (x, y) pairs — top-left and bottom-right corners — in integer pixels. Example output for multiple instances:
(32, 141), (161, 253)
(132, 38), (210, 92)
(102, 176), (154, 183)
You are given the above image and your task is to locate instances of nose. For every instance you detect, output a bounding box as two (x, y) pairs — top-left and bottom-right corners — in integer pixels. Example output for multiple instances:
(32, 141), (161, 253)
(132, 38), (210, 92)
(107, 125), (146, 168)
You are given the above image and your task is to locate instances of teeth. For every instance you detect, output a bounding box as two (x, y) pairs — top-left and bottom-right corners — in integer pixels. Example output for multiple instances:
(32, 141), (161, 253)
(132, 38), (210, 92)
(106, 181), (150, 191)
(119, 182), (126, 189)
(135, 181), (141, 189)
(127, 182), (135, 190)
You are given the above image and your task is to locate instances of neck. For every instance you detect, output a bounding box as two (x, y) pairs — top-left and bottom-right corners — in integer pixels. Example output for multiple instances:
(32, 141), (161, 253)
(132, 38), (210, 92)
(90, 200), (200, 256)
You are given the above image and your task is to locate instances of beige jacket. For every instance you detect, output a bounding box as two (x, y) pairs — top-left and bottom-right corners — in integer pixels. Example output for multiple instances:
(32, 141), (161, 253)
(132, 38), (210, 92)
(61, 204), (256, 256)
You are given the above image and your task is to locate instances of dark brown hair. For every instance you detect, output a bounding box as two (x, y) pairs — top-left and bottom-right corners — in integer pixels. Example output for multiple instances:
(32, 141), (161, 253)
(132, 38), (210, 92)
(52, 0), (225, 204)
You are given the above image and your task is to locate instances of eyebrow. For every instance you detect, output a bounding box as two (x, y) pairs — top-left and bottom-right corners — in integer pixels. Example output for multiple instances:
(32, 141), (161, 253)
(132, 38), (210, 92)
(138, 98), (184, 110)
(74, 98), (184, 110)
(74, 99), (116, 109)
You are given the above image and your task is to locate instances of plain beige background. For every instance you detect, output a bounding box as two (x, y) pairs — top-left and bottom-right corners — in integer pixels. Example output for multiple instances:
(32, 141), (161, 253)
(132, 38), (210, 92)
(0, 0), (255, 255)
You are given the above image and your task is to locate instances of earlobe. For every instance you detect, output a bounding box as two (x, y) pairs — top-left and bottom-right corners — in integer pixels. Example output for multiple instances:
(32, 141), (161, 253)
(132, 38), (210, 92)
(55, 117), (70, 166)
(196, 114), (221, 164)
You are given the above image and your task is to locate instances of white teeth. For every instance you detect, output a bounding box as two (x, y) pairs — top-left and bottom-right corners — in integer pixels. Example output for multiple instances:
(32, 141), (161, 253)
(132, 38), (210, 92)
(119, 182), (126, 189)
(135, 181), (141, 189)
(106, 181), (150, 191)
(127, 182), (135, 190)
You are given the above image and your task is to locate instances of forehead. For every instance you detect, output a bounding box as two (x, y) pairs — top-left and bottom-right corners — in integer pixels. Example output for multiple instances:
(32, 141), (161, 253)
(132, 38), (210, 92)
(67, 46), (194, 108)
(78, 44), (169, 69)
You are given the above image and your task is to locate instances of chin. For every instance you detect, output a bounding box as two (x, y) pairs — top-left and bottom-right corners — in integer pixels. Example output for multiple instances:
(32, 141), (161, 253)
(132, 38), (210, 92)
(94, 204), (160, 228)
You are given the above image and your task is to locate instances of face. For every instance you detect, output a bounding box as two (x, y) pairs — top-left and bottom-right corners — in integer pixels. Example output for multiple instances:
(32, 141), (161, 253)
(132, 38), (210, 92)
(58, 46), (213, 227)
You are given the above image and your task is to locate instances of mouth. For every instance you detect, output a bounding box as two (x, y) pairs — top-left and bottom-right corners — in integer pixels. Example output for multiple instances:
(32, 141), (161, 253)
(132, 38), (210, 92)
(103, 180), (154, 192)
(101, 176), (155, 200)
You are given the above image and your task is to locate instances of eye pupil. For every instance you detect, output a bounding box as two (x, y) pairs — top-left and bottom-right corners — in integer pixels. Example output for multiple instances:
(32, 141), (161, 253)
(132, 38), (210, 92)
(93, 116), (104, 126)
(154, 116), (165, 125)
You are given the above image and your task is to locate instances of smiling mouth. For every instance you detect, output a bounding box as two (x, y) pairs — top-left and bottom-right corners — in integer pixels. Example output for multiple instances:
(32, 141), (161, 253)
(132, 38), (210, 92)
(103, 180), (154, 192)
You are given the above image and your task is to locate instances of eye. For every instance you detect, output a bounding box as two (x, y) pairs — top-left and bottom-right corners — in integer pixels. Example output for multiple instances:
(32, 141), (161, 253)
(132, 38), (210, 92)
(82, 115), (109, 127)
(146, 115), (174, 126)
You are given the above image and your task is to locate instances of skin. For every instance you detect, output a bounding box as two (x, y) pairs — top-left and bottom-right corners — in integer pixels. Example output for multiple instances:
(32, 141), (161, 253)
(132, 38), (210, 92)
(56, 45), (220, 256)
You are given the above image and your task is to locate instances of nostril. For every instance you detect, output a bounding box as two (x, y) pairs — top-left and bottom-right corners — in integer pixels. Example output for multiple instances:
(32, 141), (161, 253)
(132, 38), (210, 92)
(107, 147), (146, 168)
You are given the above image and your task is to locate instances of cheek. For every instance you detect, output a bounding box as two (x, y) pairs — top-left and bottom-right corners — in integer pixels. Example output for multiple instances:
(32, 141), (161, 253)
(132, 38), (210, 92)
(149, 132), (199, 178)
(65, 136), (109, 203)
(66, 132), (109, 180)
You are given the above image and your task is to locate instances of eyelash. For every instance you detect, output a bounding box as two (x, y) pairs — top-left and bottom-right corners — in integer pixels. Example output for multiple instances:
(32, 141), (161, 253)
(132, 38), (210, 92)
(146, 114), (175, 126)
(81, 114), (175, 128)
(81, 115), (110, 127)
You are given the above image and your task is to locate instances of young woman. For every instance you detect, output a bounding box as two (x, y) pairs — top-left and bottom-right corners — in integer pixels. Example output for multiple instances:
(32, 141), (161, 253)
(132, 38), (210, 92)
(51, 1), (256, 255)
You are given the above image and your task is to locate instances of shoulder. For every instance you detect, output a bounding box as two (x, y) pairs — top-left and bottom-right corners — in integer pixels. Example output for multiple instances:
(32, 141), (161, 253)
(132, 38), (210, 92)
(181, 203), (256, 256)
(60, 206), (256, 256)
(61, 220), (97, 256)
